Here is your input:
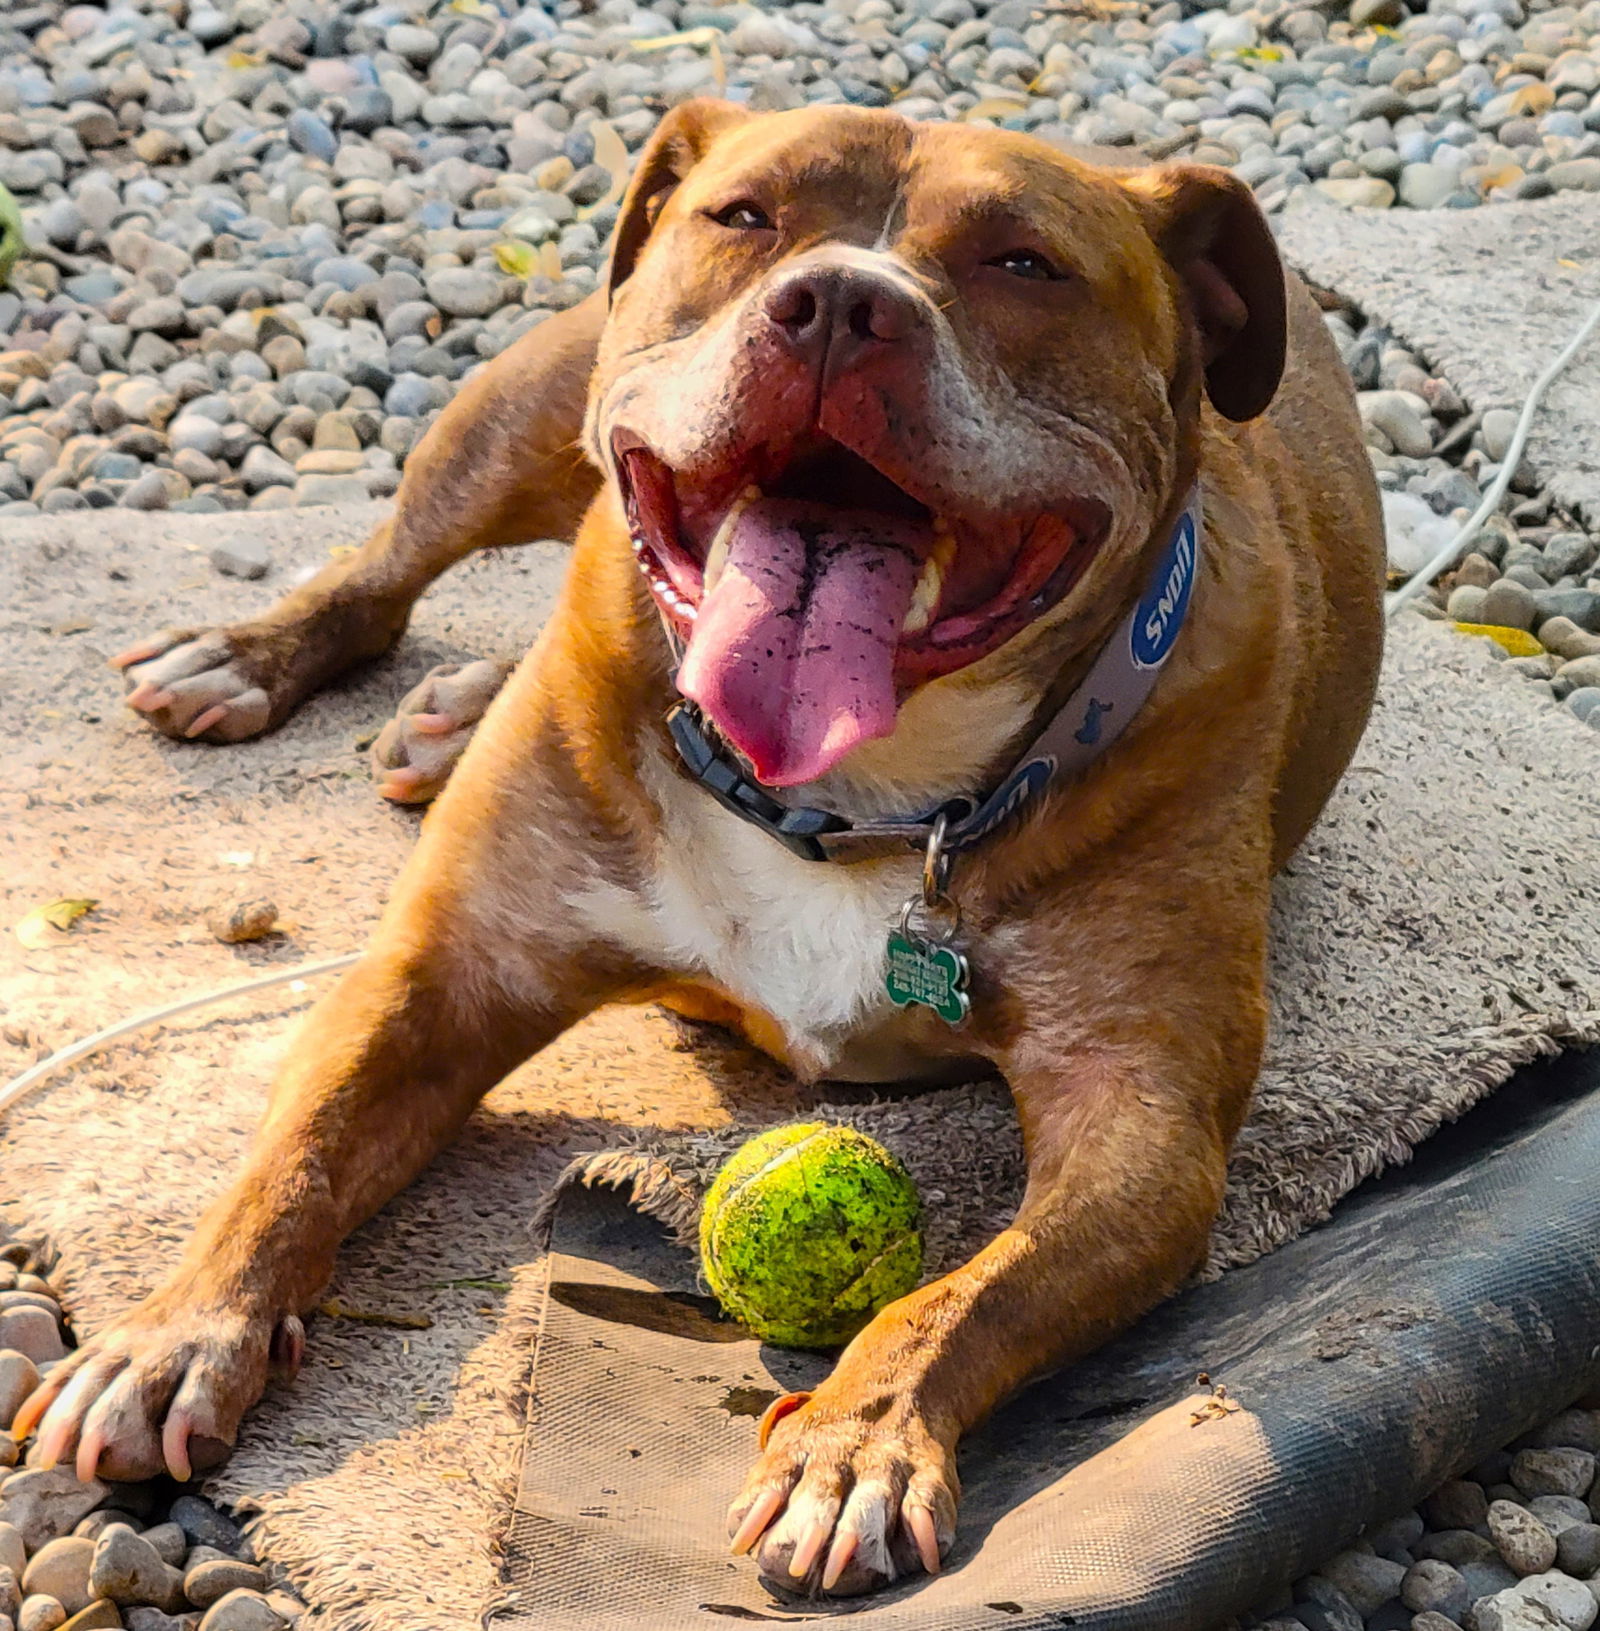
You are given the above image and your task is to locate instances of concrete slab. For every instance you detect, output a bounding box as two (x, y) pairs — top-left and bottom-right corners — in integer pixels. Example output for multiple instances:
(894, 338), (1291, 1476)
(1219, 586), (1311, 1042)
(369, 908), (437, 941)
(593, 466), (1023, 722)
(1277, 191), (1600, 528)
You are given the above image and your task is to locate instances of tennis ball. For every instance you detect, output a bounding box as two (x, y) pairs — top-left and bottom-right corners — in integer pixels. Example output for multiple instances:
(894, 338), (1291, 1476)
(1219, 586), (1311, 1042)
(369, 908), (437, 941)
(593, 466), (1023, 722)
(700, 1123), (923, 1350)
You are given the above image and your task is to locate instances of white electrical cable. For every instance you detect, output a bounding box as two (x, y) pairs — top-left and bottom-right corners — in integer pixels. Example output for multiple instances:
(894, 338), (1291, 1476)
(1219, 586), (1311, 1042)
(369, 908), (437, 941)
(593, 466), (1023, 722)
(1386, 294), (1600, 619)
(0, 953), (360, 1120)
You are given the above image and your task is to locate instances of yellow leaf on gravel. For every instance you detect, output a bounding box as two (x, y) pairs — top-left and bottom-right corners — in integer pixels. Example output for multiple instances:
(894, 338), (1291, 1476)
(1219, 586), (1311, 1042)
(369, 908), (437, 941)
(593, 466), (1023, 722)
(1510, 83), (1554, 116)
(15, 897), (97, 950)
(495, 240), (538, 278)
(1453, 621), (1544, 658)
(630, 26), (721, 51)
(963, 96), (1029, 121)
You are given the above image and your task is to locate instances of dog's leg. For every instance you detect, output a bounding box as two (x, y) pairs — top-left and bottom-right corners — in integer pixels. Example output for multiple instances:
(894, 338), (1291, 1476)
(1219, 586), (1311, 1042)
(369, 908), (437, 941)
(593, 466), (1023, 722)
(12, 650), (644, 1480)
(13, 955), (566, 1480)
(113, 290), (605, 745)
(727, 880), (1268, 1597)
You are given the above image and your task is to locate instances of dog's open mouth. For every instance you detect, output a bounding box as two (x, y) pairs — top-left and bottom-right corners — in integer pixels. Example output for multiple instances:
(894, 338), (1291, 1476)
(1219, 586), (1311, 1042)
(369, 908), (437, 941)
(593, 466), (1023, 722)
(615, 432), (1109, 787)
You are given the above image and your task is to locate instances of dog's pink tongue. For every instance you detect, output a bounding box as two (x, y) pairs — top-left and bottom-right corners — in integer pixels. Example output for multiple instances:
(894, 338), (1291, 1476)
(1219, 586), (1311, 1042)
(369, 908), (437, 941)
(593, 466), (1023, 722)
(677, 498), (922, 787)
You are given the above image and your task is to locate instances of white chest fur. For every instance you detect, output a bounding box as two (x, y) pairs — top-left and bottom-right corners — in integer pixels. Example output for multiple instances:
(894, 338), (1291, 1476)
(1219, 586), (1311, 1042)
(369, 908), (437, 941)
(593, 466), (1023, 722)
(566, 677), (1039, 1074)
(569, 756), (919, 1070)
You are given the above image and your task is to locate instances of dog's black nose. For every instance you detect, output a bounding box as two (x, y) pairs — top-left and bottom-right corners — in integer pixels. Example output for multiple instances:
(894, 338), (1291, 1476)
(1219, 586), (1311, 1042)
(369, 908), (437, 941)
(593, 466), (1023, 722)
(763, 262), (918, 374)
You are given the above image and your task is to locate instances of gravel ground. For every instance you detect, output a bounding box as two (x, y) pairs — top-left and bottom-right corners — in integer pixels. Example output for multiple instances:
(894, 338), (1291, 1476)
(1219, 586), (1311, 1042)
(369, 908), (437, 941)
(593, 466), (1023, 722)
(0, 1238), (309, 1631)
(1319, 297), (1600, 734)
(2, 0), (1600, 518)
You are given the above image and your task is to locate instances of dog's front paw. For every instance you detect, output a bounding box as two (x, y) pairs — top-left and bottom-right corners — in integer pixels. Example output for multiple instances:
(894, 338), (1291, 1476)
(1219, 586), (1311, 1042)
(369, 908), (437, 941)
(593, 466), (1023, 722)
(10, 1287), (297, 1483)
(368, 658), (513, 804)
(727, 1387), (959, 1598)
(112, 630), (275, 743)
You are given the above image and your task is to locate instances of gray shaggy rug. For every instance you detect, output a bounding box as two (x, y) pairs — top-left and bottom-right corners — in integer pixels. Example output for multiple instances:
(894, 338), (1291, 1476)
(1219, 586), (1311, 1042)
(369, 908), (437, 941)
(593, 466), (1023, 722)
(3, 498), (1599, 1631)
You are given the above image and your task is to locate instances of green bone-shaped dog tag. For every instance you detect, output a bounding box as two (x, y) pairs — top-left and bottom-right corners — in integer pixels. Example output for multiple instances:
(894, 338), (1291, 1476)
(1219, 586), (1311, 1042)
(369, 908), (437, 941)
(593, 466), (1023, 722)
(884, 931), (971, 1027)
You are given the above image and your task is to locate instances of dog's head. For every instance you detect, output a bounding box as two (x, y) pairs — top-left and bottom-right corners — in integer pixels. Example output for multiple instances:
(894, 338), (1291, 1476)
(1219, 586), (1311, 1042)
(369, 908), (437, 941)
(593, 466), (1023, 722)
(586, 101), (1285, 789)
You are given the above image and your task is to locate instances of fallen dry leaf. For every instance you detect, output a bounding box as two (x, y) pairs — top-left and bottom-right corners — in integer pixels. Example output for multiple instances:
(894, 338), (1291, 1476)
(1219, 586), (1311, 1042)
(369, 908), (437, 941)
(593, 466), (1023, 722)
(318, 1298), (434, 1330)
(962, 96), (1029, 121)
(494, 239), (538, 278)
(15, 897), (97, 950)
(588, 118), (631, 211)
(629, 25), (720, 51)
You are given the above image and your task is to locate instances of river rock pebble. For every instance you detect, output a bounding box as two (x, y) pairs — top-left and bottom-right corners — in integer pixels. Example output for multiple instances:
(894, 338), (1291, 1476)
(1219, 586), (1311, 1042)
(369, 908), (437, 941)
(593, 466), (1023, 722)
(1558, 1523), (1600, 1578)
(0, 1357), (39, 1433)
(196, 1591), (283, 1631)
(1480, 579), (1540, 633)
(0, 1313), (63, 1369)
(206, 898), (278, 945)
(20, 1541), (94, 1618)
(0, 1474), (108, 1556)
(1568, 686), (1600, 725)
(1513, 1448), (1598, 1500)
(1318, 1551), (1407, 1616)
(89, 1526), (181, 1612)
(1490, 1499), (1561, 1576)
(1402, 1557), (1471, 1619)
(184, 1562), (266, 1612)
(164, 1505), (243, 1564)
(1474, 1570), (1600, 1631)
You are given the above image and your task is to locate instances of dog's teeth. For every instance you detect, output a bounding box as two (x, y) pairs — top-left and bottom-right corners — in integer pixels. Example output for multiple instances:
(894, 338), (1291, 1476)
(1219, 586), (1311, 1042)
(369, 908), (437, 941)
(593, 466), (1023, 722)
(703, 531), (732, 595)
(703, 485), (762, 594)
(902, 530), (956, 636)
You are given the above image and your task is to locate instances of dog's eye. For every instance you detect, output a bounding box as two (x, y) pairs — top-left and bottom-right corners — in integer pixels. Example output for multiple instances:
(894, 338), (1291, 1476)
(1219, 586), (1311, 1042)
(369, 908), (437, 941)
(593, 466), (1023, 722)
(712, 201), (773, 232)
(988, 249), (1064, 282)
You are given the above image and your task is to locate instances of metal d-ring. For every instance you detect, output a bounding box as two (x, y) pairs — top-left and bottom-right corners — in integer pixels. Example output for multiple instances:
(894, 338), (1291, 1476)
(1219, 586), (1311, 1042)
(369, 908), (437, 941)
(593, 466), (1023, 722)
(904, 812), (962, 943)
(922, 811), (952, 908)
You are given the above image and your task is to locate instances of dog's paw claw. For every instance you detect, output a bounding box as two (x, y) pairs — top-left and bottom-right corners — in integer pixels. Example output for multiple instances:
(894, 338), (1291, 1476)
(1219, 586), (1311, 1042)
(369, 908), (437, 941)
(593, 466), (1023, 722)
(110, 636), (175, 671)
(727, 1393), (959, 1598)
(369, 659), (512, 805)
(12, 1293), (275, 1484)
(119, 631), (276, 744)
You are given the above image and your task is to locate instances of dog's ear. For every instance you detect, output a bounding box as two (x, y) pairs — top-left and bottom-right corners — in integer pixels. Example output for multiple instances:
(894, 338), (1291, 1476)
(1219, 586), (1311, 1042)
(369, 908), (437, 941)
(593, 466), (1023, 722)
(1124, 164), (1287, 423)
(607, 99), (751, 301)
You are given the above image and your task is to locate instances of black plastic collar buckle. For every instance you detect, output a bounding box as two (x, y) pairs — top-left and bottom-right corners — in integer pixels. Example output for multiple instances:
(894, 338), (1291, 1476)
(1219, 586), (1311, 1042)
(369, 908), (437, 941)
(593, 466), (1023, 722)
(666, 702), (851, 863)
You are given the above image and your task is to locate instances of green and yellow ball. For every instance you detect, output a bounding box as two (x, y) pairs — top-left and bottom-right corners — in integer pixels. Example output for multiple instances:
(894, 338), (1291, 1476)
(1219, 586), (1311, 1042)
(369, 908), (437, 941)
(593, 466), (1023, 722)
(699, 1123), (924, 1350)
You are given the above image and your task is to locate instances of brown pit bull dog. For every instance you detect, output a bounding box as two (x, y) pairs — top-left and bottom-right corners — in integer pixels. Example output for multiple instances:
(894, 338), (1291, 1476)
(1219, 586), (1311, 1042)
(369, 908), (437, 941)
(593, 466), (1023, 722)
(19, 101), (1384, 1597)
